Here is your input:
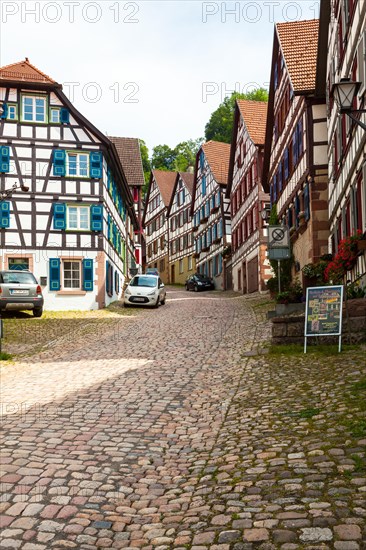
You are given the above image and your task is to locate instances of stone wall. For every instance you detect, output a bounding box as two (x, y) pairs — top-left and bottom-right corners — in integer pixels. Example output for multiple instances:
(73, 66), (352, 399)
(271, 299), (366, 345)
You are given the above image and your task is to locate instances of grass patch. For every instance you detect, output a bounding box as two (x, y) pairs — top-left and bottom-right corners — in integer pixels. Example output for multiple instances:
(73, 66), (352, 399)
(345, 419), (366, 438)
(0, 351), (12, 361)
(282, 407), (321, 419)
(269, 343), (358, 356)
(351, 454), (366, 472)
(350, 379), (366, 393)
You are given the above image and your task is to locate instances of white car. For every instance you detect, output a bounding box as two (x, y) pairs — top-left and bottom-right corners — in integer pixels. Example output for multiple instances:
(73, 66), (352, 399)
(124, 274), (166, 308)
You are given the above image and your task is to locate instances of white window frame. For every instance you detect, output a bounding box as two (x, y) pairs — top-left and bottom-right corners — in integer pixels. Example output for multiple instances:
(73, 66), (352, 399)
(62, 260), (81, 290)
(188, 255), (193, 271)
(179, 259), (184, 274)
(66, 152), (89, 178)
(7, 104), (17, 120)
(50, 107), (61, 123)
(67, 205), (90, 231)
(22, 94), (47, 123)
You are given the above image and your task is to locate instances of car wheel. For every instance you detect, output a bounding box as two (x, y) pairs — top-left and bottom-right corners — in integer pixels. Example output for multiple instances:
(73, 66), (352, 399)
(161, 297), (166, 305)
(194, 285), (199, 292)
(33, 308), (43, 318)
(185, 284), (189, 291)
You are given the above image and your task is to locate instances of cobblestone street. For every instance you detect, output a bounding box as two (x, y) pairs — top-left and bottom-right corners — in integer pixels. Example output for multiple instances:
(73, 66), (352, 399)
(0, 288), (365, 549)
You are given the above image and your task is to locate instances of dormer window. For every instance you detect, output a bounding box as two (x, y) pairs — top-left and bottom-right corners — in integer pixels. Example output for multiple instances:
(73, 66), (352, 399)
(22, 95), (47, 123)
(50, 107), (61, 123)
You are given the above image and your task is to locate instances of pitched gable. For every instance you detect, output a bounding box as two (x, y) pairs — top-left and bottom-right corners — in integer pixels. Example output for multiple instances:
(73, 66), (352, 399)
(109, 137), (145, 187)
(276, 19), (319, 93)
(237, 100), (268, 146)
(0, 58), (56, 84)
(202, 141), (231, 185)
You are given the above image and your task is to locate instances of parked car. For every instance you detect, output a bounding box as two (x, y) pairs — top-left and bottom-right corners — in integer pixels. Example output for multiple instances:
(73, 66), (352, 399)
(185, 273), (215, 292)
(145, 267), (159, 276)
(124, 274), (166, 308)
(0, 270), (44, 317)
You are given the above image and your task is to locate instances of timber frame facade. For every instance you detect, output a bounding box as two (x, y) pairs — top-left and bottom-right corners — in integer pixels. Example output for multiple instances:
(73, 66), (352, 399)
(263, 20), (329, 281)
(191, 141), (231, 290)
(0, 59), (138, 311)
(166, 171), (195, 284)
(227, 100), (271, 294)
(323, 0), (366, 280)
(142, 170), (176, 284)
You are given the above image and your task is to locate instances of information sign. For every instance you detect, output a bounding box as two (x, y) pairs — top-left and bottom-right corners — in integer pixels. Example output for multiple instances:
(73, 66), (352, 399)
(304, 285), (344, 353)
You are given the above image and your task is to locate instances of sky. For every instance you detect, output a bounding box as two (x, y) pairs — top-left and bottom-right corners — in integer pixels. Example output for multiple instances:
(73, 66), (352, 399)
(0, 0), (320, 154)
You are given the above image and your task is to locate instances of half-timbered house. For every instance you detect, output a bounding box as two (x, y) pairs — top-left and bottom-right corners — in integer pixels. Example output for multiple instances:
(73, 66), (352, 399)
(166, 171), (195, 284)
(109, 136), (145, 273)
(322, 0), (366, 280)
(227, 99), (271, 293)
(191, 141), (231, 289)
(143, 170), (176, 284)
(0, 59), (138, 311)
(262, 20), (329, 280)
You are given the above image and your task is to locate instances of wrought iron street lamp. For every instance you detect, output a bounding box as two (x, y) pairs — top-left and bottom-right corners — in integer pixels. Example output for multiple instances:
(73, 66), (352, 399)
(0, 182), (29, 201)
(333, 77), (366, 131)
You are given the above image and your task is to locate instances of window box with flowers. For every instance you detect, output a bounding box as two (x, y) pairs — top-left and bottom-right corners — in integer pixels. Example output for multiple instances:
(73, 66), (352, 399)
(324, 231), (364, 283)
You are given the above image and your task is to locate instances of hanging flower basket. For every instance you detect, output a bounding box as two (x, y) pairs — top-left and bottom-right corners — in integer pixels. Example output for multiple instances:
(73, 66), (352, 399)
(324, 230), (364, 283)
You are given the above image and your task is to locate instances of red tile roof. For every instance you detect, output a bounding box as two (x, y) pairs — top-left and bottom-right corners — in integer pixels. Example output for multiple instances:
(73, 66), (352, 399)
(0, 58), (56, 84)
(276, 19), (319, 92)
(179, 172), (194, 196)
(202, 141), (231, 185)
(109, 137), (145, 187)
(237, 100), (268, 145)
(152, 170), (177, 207)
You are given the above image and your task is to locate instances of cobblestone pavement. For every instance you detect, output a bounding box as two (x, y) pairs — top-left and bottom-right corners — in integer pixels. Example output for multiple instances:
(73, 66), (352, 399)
(0, 288), (365, 550)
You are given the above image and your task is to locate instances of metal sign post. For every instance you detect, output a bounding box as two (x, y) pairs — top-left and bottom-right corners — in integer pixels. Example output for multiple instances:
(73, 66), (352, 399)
(267, 226), (290, 294)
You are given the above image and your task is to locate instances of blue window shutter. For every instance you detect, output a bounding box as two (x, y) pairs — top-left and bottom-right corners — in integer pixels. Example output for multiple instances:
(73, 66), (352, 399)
(273, 175), (277, 202)
(304, 184), (310, 221)
(0, 103), (8, 119)
(90, 151), (103, 179)
(60, 108), (70, 124)
(293, 132), (298, 166)
(202, 175), (206, 196)
(218, 253), (222, 274)
(106, 260), (110, 295)
(278, 164), (283, 192)
(0, 201), (10, 228)
(205, 201), (210, 217)
(298, 119), (303, 157)
(90, 204), (103, 231)
(200, 151), (204, 171)
(53, 203), (66, 229)
(53, 149), (66, 177)
(295, 195), (300, 227)
(0, 146), (10, 173)
(270, 184), (273, 208)
(83, 259), (94, 291)
(284, 149), (289, 180)
(49, 258), (61, 291)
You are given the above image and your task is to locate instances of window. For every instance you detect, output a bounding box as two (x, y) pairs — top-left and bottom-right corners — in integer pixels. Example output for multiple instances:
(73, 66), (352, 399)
(188, 256), (193, 271)
(8, 258), (30, 270)
(63, 261), (81, 289)
(50, 108), (60, 123)
(179, 259), (184, 274)
(22, 95), (47, 123)
(67, 205), (90, 230)
(7, 104), (17, 120)
(67, 152), (89, 177)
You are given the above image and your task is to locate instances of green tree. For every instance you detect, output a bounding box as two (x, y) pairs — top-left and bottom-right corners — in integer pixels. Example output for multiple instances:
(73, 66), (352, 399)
(172, 138), (203, 172)
(139, 139), (150, 191)
(205, 88), (269, 144)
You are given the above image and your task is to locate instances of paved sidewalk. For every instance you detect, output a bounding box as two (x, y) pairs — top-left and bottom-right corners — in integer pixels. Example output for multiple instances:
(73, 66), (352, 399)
(0, 288), (365, 549)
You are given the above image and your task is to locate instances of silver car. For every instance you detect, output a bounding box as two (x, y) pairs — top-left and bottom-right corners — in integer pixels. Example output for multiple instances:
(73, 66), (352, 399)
(124, 274), (166, 308)
(0, 270), (44, 317)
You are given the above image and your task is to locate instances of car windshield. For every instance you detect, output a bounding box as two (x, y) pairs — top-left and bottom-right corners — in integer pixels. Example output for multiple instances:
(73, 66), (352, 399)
(195, 274), (208, 280)
(1, 272), (37, 284)
(130, 276), (157, 288)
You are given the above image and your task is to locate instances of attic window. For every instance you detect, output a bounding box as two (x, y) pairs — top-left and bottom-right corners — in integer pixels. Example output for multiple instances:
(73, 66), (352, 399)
(22, 95), (47, 123)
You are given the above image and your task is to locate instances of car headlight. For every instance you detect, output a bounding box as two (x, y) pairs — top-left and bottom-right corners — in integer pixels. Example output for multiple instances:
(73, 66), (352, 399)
(147, 290), (156, 296)
(197, 282), (203, 285)
(125, 288), (131, 295)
